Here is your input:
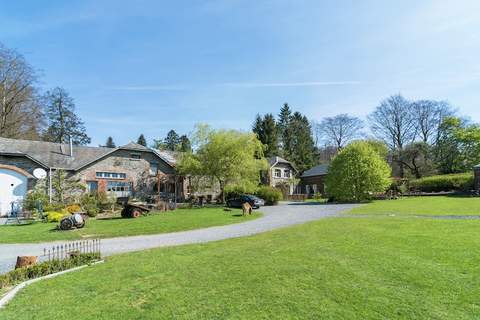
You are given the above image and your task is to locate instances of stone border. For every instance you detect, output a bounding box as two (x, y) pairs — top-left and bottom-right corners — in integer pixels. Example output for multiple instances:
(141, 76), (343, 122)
(0, 260), (104, 309)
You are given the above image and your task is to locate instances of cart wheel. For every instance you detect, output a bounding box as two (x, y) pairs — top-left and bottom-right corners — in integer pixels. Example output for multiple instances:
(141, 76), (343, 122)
(60, 217), (73, 230)
(131, 209), (142, 218)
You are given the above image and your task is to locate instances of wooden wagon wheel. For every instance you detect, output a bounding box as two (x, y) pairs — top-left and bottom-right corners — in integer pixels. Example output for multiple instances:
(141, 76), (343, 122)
(131, 208), (142, 218)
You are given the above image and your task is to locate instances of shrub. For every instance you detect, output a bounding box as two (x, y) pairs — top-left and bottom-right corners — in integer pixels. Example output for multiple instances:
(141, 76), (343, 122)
(66, 204), (82, 214)
(44, 211), (69, 223)
(256, 186), (283, 205)
(0, 253), (100, 289)
(409, 173), (474, 192)
(224, 185), (258, 201)
(23, 189), (49, 212)
(325, 141), (391, 202)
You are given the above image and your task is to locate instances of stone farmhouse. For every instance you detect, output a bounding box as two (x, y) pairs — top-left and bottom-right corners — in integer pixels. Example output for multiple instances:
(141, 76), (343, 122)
(0, 137), (190, 216)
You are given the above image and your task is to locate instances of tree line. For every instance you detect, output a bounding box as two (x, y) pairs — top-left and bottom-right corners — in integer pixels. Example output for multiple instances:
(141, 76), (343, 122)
(253, 96), (480, 178)
(0, 42), (90, 144)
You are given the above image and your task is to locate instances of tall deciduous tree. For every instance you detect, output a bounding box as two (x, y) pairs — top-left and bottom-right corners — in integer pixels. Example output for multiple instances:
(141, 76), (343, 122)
(412, 100), (454, 144)
(319, 114), (364, 150)
(368, 94), (418, 177)
(43, 87), (90, 145)
(0, 43), (44, 139)
(252, 113), (279, 157)
(434, 117), (480, 173)
(137, 134), (147, 146)
(178, 125), (268, 203)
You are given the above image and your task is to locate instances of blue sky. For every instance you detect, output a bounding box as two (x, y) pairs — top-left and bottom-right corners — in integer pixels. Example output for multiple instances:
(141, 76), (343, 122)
(1, 0), (479, 146)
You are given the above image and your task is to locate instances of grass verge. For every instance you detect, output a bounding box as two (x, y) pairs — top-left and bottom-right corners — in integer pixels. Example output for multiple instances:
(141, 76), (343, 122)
(1, 215), (479, 319)
(349, 196), (480, 216)
(0, 207), (261, 244)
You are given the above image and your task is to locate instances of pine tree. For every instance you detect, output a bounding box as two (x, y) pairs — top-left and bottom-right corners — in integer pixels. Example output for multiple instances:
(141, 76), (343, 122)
(43, 87), (91, 145)
(252, 113), (279, 157)
(288, 112), (316, 173)
(164, 130), (180, 151)
(179, 135), (191, 152)
(105, 136), (116, 148)
(278, 103), (292, 158)
(137, 134), (147, 146)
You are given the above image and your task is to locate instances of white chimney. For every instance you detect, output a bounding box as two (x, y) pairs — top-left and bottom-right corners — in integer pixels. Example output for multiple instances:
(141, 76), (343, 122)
(69, 136), (74, 158)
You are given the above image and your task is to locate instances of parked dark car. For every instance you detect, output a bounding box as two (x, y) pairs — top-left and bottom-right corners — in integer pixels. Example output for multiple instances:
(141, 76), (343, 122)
(226, 195), (265, 209)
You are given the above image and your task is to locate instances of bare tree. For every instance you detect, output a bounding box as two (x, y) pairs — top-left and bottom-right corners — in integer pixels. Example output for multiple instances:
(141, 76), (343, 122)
(413, 100), (455, 144)
(0, 43), (43, 139)
(319, 114), (364, 150)
(368, 94), (418, 177)
(369, 94), (418, 150)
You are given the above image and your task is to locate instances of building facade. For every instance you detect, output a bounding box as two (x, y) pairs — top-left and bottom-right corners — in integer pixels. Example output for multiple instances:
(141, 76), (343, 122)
(0, 138), (185, 216)
(298, 164), (329, 196)
(266, 156), (297, 195)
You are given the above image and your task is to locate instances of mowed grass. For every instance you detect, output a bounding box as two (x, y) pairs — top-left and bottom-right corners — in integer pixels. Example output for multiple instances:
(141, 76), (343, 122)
(0, 207), (260, 244)
(2, 216), (479, 319)
(350, 196), (480, 216)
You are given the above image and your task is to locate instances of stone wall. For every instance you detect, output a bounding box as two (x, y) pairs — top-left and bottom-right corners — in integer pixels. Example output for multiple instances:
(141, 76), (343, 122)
(0, 155), (40, 175)
(69, 149), (176, 198)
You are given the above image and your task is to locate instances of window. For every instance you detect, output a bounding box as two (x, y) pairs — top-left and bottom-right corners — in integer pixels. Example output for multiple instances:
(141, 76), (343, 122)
(274, 169), (282, 178)
(130, 153), (141, 160)
(86, 181), (98, 192)
(149, 162), (158, 176)
(284, 169), (290, 178)
(107, 181), (132, 193)
(96, 172), (126, 179)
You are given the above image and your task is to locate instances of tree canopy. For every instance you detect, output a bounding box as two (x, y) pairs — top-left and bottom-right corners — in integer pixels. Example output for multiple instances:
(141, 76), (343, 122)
(178, 125), (268, 202)
(137, 134), (147, 146)
(252, 113), (279, 157)
(43, 87), (90, 145)
(325, 141), (391, 202)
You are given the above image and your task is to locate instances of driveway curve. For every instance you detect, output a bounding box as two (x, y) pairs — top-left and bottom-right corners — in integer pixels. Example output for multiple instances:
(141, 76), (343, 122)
(0, 202), (357, 273)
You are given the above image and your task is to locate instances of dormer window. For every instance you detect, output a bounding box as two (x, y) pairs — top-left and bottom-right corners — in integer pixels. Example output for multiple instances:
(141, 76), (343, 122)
(130, 153), (141, 160)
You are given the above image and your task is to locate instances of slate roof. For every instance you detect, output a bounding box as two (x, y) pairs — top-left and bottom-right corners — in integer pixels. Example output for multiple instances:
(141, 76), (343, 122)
(301, 163), (329, 178)
(0, 137), (174, 170)
(267, 156), (292, 167)
(154, 150), (182, 167)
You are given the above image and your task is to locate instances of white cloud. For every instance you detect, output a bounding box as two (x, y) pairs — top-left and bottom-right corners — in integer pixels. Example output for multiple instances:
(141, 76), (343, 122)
(220, 81), (363, 88)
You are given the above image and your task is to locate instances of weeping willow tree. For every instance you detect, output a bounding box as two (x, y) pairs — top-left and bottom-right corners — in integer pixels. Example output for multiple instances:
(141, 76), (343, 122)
(178, 124), (268, 203)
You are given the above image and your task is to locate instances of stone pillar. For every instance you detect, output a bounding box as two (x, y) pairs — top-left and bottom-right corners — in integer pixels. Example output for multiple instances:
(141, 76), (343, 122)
(474, 165), (480, 191)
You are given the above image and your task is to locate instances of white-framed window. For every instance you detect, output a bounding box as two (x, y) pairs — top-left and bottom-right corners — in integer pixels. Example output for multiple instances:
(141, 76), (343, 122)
(150, 162), (158, 176)
(274, 169), (282, 178)
(96, 172), (126, 179)
(284, 169), (290, 178)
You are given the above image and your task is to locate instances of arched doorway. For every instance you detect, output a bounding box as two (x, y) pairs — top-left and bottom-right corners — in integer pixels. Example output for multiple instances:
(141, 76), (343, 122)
(0, 165), (31, 216)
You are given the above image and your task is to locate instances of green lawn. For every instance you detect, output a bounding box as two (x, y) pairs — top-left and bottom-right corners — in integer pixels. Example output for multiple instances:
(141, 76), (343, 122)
(2, 214), (479, 319)
(350, 196), (480, 216)
(0, 207), (260, 244)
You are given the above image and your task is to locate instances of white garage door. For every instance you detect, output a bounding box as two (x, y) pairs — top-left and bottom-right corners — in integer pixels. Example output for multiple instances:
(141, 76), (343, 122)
(0, 168), (28, 216)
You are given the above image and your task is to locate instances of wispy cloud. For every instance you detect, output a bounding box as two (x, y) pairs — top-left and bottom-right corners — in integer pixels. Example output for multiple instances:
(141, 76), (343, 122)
(111, 85), (186, 91)
(220, 81), (363, 88)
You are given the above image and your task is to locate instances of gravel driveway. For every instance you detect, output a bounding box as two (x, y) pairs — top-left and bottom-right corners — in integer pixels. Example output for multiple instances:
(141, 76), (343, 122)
(0, 202), (357, 273)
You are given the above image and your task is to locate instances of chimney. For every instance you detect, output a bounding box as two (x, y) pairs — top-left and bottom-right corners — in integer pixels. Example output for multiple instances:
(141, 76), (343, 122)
(69, 136), (74, 158)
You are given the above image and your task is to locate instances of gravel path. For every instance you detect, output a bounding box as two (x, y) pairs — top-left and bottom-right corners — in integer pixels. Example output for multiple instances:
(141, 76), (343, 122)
(0, 202), (357, 273)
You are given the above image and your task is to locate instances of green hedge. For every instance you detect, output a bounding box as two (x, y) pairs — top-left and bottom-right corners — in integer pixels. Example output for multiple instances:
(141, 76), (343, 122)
(256, 186), (283, 205)
(409, 173), (474, 193)
(0, 253), (100, 290)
